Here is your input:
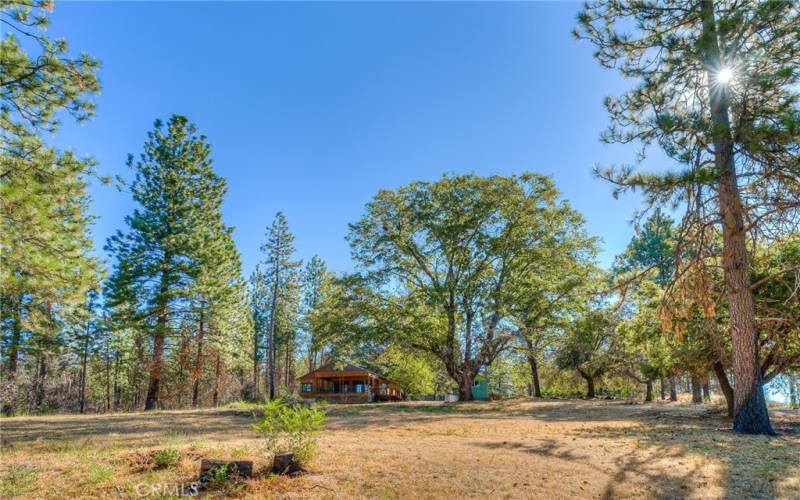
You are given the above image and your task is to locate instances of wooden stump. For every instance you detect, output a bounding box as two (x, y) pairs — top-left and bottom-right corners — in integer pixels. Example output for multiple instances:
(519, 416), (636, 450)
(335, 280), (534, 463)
(272, 453), (301, 474)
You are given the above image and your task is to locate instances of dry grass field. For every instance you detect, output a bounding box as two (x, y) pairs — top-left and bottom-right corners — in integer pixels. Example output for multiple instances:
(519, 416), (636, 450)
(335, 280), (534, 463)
(0, 399), (798, 499)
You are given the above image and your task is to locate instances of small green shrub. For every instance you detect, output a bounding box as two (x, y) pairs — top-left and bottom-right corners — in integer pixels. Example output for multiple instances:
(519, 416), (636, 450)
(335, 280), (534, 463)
(86, 464), (113, 486)
(152, 448), (181, 468)
(209, 465), (229, 484)
(251, 398), (326, 465)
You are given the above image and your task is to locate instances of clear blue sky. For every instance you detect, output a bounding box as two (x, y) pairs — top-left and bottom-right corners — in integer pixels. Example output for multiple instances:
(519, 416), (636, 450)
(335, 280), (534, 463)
(50, 1), (670, 276)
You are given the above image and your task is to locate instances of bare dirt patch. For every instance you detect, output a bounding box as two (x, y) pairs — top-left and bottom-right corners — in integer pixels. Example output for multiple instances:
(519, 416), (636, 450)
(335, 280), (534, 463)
(1, 399), (798, 499)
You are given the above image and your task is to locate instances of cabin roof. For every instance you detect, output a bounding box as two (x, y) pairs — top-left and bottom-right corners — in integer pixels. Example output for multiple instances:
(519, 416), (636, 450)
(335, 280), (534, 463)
(297, 363), (391, 382)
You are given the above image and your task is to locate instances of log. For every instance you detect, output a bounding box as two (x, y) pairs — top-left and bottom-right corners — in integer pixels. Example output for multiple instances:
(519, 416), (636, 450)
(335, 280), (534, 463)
(199, 459), (253, 478)
(272, 452), (301, 474)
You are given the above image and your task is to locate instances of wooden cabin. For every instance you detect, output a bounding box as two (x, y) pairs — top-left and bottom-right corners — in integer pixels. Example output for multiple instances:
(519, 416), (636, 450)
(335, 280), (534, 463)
(297, 363), (406, 404)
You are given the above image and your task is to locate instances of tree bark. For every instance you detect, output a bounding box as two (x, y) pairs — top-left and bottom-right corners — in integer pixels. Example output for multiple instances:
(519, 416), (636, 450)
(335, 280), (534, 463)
(691, 376), (703, 404)
(700, 0), (773, 435)
(79, 317), (90, 414)
(669, 375), (678, 402)
(5, 297), (22, 382)
(789, 376), (798, 409)
(660, 376), (666, 400)
(252, 314), (260, 391)
(526, 347), (542, 398)
(191, 309), (205, 407)
(712, 361), (735, 418)
(267, 262), (280, 400)
(458, 372), (475, 401)
(645, 379), (653, 402)
(212, 352), (221, 406)
(34, 355), (46, 409)
(702, 376), (710, 401)
(145, 261), (171, 411)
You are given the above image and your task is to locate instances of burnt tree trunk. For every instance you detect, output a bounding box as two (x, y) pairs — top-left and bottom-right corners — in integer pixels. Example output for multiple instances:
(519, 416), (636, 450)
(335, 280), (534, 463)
(700, 0), (773, 435)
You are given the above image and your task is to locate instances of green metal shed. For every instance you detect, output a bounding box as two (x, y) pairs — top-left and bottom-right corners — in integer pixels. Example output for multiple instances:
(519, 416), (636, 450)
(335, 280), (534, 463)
(471, 374), (489, 401)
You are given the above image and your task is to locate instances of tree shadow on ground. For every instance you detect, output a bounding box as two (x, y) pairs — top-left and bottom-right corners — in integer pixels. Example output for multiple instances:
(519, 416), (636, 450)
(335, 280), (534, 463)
(472, 404), (799, 499)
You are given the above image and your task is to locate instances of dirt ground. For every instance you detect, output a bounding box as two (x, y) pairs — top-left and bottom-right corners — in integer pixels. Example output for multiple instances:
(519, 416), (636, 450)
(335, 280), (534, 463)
(0, 399), (798, 499)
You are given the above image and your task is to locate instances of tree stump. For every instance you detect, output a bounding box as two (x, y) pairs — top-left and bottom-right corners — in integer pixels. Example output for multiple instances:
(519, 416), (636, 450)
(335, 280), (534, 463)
(199, 459), (253, 477)
(272, 453), (301, 474)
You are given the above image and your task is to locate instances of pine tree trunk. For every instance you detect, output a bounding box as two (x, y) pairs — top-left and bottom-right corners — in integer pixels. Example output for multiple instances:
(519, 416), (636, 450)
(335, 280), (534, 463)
(267, 264), (280, 400)
(212, 352), (221, 406)
(660, 376), (666, 400)
(645, 379), (653, 402)
(252, 323), (259, 390)
(34, 355), (47, 409)
(700, 0), (773, 435)
(691, 376), (703, 404)
(113, 351), (120, 411)
(145, 264), (170, 411)
(79, 318), (90, 414)
(702, 376), (710, 401)
(712, 361), (735, 418)
(5, 297), (22, 381)
(191, 309), (205, 407)
(104, 336), (111, 412)
(669, 375), (677, 402)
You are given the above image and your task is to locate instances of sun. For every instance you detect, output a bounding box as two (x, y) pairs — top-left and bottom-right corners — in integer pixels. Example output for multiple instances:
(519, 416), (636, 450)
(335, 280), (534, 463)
(717, 67), (734, 85)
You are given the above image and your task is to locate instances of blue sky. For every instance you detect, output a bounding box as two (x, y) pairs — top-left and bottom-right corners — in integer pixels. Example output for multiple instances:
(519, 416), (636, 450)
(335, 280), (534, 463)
(49, 1), (669, 276)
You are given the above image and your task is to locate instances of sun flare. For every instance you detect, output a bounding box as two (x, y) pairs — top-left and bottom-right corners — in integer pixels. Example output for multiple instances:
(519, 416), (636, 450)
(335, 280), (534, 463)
(717, 67), (734, 85)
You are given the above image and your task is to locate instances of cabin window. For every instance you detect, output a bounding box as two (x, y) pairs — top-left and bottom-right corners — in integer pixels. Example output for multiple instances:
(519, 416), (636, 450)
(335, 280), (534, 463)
(355, 384), (364, 393)
(301, 383), (313, 393)
(473, 380), (480, 387)
(343, 382), (350, 393)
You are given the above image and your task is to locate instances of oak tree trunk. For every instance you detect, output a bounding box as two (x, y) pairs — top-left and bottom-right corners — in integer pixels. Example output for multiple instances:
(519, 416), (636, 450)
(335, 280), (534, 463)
(528, 354), (542, 398)
(458, 372), (474, 401)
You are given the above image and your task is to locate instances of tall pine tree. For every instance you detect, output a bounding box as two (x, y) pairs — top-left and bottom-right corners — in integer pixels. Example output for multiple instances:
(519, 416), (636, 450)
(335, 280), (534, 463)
(259, 213), (301, 399)
(106, 115), (230, 410)
(1, 0), (101, 413)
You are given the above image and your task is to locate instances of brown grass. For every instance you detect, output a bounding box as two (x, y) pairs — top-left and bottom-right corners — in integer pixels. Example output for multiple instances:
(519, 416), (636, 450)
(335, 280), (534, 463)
(0, 399), (798, 499)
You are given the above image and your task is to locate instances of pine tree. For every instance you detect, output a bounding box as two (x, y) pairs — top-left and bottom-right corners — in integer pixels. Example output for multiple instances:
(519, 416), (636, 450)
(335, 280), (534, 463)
(259, 213), (301, 399)
(105, 115), (224, 410)
(1, 0), (101, 414)
(300, 256), (328, 372)
(577, 0), (799, 435)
